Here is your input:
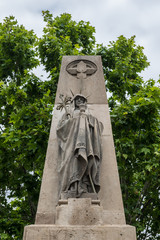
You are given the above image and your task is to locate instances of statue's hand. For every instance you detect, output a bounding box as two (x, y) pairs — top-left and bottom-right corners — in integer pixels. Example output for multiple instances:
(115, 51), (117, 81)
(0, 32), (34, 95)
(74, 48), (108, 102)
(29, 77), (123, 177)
(66, 113), (71, 119)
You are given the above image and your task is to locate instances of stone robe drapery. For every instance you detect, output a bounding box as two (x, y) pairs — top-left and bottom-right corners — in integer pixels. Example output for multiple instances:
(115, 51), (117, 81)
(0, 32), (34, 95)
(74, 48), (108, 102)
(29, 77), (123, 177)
(56, 110), (103, 199)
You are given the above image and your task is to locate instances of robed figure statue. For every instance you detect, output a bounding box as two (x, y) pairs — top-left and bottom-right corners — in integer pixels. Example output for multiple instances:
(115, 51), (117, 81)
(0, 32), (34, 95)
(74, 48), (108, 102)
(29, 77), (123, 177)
(56, 94), (103, 199)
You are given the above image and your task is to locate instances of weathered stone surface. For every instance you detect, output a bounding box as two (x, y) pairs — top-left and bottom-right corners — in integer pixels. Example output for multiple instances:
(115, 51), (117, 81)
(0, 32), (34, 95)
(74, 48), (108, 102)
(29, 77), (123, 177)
(35, 138), (58, 224)
(99, 136), (125, 215)
(55, 198), (126, 226)
(55, 56), (107, 104)
(56, 198), (103, 225)
(28, 55), (137, 240)
(35, 56), (125, 224)
(88, 104), (113, 136)
(102, 210), (126, 225)
(23, 225), (137, 240)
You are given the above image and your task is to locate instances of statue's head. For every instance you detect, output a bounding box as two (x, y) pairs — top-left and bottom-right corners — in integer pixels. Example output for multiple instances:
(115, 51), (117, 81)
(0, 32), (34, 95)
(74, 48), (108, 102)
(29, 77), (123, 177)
(72, 94), (87, 109)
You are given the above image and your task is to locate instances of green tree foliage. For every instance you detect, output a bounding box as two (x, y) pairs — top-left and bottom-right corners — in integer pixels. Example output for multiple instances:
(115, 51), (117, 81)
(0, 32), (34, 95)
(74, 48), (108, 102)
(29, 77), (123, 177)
(0, 16), (54, 239)
(0, 16), (38, 85)
(96, 35), (149, 102)
(38, 11), (95, 92)
(0, 12), (160, 240)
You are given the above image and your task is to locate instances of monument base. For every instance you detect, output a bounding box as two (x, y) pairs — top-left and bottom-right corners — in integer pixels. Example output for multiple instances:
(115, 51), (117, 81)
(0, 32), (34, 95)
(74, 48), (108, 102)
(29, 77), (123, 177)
(23, 224), (137, 240)
(24, 199), (137, 239)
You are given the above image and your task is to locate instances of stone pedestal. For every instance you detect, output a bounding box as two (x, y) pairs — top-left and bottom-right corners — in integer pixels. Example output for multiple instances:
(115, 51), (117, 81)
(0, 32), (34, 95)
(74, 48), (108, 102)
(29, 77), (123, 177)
(56, 198), (103, 225)
(23, 198), (136, 240)
(23, 56), (137, 239)
(24, 225), (136, 240)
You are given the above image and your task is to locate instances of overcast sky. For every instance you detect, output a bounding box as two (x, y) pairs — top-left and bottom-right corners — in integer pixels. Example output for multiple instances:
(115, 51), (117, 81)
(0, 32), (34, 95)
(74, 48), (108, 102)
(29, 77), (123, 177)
(0, 0), (160, 81)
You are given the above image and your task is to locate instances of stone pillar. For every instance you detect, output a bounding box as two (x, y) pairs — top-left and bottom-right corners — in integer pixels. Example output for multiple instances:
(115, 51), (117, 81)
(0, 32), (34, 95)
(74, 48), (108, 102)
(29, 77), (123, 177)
(23, 56), (137, 240)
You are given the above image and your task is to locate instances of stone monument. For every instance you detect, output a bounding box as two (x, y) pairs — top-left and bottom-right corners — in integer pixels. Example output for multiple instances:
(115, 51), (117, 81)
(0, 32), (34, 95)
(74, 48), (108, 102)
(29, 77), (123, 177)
(23, 56), (137, 240)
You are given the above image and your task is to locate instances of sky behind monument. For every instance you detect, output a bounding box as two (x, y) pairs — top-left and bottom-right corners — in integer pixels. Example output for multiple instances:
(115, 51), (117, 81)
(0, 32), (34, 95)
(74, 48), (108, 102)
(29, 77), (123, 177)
(0, 0), (160, 81)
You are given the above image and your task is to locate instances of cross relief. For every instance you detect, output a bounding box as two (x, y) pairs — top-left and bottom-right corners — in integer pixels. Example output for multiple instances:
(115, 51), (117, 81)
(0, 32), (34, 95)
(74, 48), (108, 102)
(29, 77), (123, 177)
(66, 60), (97, 80)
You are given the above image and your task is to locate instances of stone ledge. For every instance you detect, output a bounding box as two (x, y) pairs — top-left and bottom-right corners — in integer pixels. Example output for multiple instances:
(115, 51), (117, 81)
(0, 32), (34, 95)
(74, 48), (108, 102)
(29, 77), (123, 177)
(23, 224), (137, 240)
(58, 199), (101, 205)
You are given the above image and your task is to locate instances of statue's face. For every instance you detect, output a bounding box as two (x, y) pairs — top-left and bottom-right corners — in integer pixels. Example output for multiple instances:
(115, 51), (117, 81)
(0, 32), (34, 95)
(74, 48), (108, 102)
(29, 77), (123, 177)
(75, 96), (86, 107)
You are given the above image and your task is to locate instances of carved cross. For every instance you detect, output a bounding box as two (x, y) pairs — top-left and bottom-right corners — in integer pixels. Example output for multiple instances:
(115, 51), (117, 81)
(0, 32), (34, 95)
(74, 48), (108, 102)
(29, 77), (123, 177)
(66, 60), (97, 80)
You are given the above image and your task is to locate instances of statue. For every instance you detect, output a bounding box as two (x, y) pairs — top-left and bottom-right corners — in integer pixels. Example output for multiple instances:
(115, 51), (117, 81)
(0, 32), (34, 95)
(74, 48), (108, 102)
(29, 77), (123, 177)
(56, 94), (103, 199)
